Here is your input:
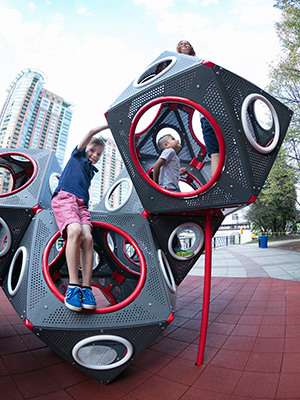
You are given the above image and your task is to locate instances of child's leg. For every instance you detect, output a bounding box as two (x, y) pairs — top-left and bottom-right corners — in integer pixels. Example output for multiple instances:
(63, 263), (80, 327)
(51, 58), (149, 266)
(80, 224), (94, 287)
(211, 153), (220, 176)
(65, 222), (83, 285)
(80, 224), (97, 310)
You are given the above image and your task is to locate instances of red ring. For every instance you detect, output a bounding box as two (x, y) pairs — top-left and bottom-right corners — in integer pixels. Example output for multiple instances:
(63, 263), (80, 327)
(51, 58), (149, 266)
(104, 230), (140, 276)
(122, 238), (141, 270)
(129, 96), (225, 197)
(42, 222), (147, 314)
(0, 152), (38, 198)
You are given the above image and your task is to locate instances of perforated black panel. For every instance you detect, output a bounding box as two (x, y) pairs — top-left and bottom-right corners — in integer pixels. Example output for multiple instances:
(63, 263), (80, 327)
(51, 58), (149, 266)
(35, 323), (165, 383)
(0, 208), (34, 281)
(202, 77), (248, 189)
(29, 218), (51, 309)
(0, 149), (61, 209)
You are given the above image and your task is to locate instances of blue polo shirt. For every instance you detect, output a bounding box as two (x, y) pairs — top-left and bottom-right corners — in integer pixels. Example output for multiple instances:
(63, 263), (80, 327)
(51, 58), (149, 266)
(53, 146), (98, 206)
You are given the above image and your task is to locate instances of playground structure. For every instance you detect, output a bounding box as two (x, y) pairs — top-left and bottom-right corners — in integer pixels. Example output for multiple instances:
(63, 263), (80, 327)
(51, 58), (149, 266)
(0, 51), (292, 383)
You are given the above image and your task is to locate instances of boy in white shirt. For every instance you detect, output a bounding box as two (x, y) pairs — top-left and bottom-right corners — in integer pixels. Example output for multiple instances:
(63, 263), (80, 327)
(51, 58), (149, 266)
(153, 134), (193, 257)
(153, 134), (187, 191)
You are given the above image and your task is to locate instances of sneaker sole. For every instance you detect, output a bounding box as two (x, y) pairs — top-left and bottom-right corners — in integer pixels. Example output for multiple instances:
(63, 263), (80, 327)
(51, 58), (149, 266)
(65, 301), (82, 312)
(82, 304), (97, 310)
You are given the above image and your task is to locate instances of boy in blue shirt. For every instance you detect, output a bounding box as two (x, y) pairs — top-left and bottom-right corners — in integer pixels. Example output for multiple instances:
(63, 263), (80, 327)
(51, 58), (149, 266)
(52, 125), (108, 312)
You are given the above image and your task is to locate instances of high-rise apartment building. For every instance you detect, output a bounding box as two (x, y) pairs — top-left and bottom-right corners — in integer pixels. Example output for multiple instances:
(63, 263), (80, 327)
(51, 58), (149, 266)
(0, 68), (73, 166)
(89, 137), (124, 210)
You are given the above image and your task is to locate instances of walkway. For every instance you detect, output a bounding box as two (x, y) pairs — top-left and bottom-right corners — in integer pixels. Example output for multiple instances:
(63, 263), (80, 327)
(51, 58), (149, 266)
(1, 244), (300, 399)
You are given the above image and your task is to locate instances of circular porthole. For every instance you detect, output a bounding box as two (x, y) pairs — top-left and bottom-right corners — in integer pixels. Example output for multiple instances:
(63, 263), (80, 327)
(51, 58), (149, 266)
(0, 153), (38, 197)
(133, 56), (177, 88)
(168, 222), (204, 260)
(104, 178), (133, 212)
(49, 172), (60, 195)
(241, 93), (280, 154)
(129, 96), (225, 198)
(157, 249), (177, 294)
(0, 217), (12, 257)
(43, 223), (146, 314)
(7, 246), (27, 296)
(135, 104), (161, 134)
(72, 335), (133, 370)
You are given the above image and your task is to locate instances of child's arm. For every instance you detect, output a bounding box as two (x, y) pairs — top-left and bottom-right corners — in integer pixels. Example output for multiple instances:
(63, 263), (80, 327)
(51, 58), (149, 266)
(153, 158), (166, 184)
(77, 125), (109, 151)
(180, 167), (187, 175)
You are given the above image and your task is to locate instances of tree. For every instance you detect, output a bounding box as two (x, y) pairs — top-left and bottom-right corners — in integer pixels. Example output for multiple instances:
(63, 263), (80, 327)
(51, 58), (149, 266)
(245, 150), (299, 233)
(268, 1), (300, 204)
(246, 2), (300, 232)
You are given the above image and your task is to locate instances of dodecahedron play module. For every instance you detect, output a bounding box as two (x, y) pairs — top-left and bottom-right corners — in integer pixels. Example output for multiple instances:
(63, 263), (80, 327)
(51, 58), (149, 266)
(0, 51), (292, 383)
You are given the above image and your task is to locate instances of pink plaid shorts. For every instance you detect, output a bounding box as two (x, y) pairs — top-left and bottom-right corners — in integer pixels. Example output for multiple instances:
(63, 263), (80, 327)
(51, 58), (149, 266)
(51, 190), (92, 239)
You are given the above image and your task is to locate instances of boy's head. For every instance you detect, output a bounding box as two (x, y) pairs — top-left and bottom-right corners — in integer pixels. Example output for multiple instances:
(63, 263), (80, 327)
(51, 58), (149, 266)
(158, 134), (182, 153)
(86, 137), (105, 165)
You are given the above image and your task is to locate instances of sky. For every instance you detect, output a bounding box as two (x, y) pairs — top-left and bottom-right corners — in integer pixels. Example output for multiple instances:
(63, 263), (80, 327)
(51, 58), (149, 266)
(0, 0), (283, 162)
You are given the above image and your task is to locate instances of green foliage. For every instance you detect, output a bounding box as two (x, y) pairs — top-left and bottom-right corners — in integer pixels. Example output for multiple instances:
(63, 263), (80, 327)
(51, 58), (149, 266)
(245, 150), (299, 232)
(268, 1), (300, 201)
(245, 1), (300, 232)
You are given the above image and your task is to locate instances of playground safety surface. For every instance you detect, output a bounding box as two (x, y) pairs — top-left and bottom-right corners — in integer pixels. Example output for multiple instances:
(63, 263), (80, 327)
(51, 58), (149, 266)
(1, 243), (300, 400)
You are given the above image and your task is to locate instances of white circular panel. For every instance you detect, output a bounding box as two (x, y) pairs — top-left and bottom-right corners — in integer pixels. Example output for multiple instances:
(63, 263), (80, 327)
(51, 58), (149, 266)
(72, 335), (133, 370)
(105, 178), (133, 212)
(0, 217), (12, 257)
(157, 249), (177, 294)
(241, 93), (280, 154)
(49, 172), (60, 195)
(133, 56), (177, 88)
(7, 246), (27, 296)
(168, 222), (204, 260)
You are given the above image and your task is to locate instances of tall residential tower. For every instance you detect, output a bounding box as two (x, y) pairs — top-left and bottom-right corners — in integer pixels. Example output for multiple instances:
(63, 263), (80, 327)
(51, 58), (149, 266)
(89, 137), (124, 210)
(0, 68), (73, 166)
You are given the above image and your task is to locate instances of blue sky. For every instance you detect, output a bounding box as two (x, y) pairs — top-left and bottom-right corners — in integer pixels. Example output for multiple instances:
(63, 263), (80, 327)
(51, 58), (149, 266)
(0, 0), (282, 160)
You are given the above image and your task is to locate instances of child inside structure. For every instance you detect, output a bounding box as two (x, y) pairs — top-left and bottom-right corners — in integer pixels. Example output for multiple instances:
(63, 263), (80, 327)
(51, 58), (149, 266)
(51, 125), (108, 312)
(153, 134), (193, 257)
(176, 40), (220, 175)
(153, 134), (186, 192)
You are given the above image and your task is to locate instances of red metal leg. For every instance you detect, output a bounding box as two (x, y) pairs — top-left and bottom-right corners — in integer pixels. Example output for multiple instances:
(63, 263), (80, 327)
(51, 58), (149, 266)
(196, 211), (212, 366)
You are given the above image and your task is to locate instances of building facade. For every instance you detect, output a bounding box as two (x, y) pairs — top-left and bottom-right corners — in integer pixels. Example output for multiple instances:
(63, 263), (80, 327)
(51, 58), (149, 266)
(89, 137), (124, 210)
(0, 68), (73, 166)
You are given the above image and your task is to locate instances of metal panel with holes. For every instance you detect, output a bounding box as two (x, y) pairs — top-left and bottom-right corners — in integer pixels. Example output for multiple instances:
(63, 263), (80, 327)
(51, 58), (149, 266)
(2, 208), (177, 383)
(105, 51), (292, 214)
(0, 148), (61, 209)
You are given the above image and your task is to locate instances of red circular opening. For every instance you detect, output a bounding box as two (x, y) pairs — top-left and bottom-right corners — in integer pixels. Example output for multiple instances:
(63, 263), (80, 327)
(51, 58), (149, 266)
(42, 222), (147, 314)
(0, 153), (38, 197)
(129, 96), (225, 197)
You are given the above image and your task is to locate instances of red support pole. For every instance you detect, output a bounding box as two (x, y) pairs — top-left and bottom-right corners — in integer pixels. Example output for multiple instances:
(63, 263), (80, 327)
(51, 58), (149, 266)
(196, 210), (212, 366)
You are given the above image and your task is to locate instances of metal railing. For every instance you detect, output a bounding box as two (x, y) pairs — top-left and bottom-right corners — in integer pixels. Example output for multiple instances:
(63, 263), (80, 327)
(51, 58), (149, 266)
(212, 234), (240, 249)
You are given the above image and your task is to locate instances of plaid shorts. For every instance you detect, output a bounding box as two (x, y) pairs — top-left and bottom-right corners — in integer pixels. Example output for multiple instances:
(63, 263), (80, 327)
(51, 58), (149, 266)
(51, 190), (92, 239)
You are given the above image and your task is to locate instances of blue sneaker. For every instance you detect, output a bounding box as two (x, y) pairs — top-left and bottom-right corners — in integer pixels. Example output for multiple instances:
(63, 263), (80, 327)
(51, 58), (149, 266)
(65, 286), (82, 312)
(82, 287), (97, 310)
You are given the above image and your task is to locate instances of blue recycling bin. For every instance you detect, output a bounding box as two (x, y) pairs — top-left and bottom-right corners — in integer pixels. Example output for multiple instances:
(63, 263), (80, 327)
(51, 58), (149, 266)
(260, 235), (268, 248)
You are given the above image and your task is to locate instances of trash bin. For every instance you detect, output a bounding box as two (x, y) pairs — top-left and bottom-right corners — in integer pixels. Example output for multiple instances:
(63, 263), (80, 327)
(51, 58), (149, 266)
(260, 235), (268, 249)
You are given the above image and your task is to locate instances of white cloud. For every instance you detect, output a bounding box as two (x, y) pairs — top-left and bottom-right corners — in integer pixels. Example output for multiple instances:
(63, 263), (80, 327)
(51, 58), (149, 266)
(28, 2), (36, 13)
(53, 13), (64, 23)
(156, 11), (209, 35)
(132, 0), (174, 13)
(0, 0), (283, 159)
(186, 0), (218, 4)
(0, 7), (41, 50)
(77, 7), (92, 16)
